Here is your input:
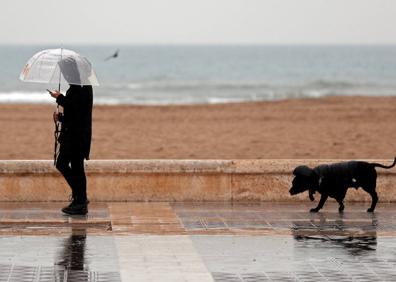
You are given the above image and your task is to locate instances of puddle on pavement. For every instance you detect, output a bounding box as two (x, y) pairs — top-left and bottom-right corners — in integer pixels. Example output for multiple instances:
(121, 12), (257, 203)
(0, 228), (121, 281)
(191, 210), (396, 282)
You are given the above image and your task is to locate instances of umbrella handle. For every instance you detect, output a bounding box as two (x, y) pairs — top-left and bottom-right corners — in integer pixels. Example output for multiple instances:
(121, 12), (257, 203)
(54, 47), (62, 166)
(53, 105), (60, 166)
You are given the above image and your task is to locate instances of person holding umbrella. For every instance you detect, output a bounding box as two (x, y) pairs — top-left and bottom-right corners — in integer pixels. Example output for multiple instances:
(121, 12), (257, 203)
(49, 57), (93, 215)
(20, 48), (98, 215)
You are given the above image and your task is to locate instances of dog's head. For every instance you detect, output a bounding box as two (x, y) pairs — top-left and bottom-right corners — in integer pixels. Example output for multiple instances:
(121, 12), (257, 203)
(289, 165), (316, 196)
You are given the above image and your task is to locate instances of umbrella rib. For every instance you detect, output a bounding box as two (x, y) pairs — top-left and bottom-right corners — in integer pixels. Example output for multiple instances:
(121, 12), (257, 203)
(23, 50), (50, 81)
(49, 65), (61, 86)
(28, 50), (51, 68)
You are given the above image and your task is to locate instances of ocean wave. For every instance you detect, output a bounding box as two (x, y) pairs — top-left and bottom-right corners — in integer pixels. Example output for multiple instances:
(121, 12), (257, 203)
(1, 80), (396, 105)
(0, 91), (53, 103)
(304, 79), (389, 90)
(306, 80), (356, 89)
(127, 83), (142, 89)
(106, 79), (392, 92)
(107, 81), (272, 91)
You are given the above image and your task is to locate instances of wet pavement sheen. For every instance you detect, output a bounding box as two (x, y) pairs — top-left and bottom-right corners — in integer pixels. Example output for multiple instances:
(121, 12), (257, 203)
(0, 202), (396, 281)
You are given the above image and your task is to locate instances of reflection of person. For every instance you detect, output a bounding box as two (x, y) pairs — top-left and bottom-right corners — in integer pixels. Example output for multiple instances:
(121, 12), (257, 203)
(50, 57), (93, 215)
(55, 228), (88, 280)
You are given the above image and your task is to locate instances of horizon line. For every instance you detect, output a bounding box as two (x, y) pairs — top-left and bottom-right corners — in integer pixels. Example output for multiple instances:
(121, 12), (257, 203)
(1, 42), (396, 47)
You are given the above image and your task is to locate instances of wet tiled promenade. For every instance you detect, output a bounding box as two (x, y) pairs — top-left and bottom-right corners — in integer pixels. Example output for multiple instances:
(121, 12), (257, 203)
(0, 202), (396, 281)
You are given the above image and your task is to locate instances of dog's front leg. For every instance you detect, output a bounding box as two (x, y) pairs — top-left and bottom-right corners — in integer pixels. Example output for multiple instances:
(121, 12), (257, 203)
(309, 188), (315, 201)
(337, 199), (345, 212)
(310, 194), (328, 212)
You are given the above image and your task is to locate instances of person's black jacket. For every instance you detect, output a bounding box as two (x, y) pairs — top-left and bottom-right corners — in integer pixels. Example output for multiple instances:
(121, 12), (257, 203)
(56, 85), (93, 160)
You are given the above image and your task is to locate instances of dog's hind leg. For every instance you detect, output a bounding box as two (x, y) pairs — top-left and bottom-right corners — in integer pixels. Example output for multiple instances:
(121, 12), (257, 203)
(310, 194), (328, 213)
(362, 178), (378, 212)
(367, 190), (378, 213)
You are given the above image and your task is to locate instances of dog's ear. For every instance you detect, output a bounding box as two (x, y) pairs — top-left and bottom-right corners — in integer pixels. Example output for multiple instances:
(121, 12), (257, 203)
(293, 165), (314, 177)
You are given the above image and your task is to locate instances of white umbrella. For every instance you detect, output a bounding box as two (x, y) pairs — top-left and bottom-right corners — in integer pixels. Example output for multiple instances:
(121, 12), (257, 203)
(19, 48), (99, 87)
(19, 48), (99, 165)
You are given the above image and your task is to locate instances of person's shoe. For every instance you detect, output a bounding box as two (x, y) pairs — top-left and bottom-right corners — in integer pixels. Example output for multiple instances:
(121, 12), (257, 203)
(62, 202), (88, 215)
(64, 194), (90, 209)
(64, 195), (75, 209)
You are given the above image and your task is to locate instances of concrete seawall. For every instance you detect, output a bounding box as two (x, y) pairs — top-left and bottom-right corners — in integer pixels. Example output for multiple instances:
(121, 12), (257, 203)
(0, 160), (395, 202)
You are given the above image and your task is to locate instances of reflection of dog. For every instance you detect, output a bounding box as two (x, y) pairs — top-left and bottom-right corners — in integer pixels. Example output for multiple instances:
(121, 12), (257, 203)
(289, 158), (396, 213)
(293, 234), (377, 256)
(292, 213), (378, 256)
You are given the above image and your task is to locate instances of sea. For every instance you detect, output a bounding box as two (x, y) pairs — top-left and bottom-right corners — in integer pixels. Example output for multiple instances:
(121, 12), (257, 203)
(1, 45), (396, 105)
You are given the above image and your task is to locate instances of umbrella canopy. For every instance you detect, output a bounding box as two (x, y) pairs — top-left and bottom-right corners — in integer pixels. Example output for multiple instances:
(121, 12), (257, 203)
(19, 48), (99, 86)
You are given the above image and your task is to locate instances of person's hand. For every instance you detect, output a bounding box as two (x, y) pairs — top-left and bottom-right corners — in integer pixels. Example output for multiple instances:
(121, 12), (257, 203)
(49, 90), (61, 99)
(53, 112), (60, 122)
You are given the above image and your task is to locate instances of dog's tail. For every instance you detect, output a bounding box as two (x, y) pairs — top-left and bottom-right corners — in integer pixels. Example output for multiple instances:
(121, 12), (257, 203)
(372, 157), (396, 169)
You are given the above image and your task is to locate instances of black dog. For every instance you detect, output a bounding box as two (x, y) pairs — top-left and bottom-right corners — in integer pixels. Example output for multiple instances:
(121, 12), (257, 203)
(289, 158), (396, 213)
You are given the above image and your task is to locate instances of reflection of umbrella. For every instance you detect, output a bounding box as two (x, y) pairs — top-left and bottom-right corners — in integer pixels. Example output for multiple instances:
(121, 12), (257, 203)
(19, 48), (99, 165)
(19, 48), (99, 86)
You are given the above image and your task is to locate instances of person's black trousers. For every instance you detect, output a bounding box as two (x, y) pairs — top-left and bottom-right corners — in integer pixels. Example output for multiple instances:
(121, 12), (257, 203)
(56, 148), (87, 204)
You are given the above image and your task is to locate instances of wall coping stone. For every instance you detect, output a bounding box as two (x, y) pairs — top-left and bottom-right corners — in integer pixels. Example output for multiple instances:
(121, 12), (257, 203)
(1, 159), (395, 175)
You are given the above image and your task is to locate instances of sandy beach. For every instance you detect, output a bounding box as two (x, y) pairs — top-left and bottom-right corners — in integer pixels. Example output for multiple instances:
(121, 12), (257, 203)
(0, 96), (395, 160)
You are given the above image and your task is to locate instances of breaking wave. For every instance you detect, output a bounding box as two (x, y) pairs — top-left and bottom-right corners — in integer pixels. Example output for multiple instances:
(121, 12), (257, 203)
(1, 80), (396, 105)
(0, 91), (53, 103)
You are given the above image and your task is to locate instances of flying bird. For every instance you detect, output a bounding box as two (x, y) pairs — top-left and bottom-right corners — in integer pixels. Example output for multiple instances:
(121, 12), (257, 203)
(104, 49), (119, 61)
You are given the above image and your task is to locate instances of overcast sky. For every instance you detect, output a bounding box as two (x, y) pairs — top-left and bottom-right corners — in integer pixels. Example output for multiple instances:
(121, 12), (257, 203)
(1, 0), (395, 45)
